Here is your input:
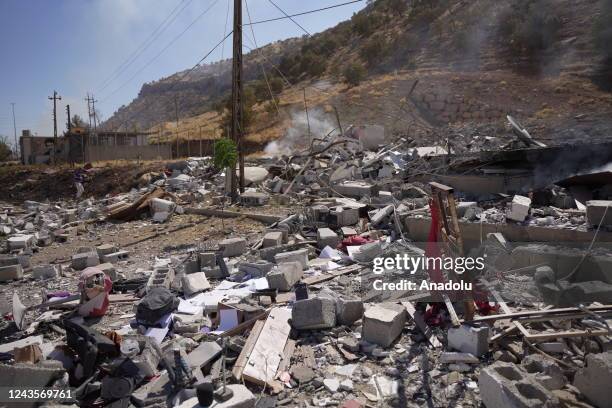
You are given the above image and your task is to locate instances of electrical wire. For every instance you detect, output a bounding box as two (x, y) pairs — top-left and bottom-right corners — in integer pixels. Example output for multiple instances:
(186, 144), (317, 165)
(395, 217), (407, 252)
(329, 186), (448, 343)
(244, 0), (365, 26)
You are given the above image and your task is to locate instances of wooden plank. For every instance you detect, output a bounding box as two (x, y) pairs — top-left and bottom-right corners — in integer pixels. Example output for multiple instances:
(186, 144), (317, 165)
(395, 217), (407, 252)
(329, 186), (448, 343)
(402, 302), (442, 348)
(483, 282), (531, 341)
(221, 310), (269, 338)
(232, 319), (265, 380)
(302, 264), (361, 286)
(472, 305), (612, 323)
(242, 307), (292, 387)
(526, 329), (611, 341)
(443, 294), (461, 327)
(276, 339), (296, 374)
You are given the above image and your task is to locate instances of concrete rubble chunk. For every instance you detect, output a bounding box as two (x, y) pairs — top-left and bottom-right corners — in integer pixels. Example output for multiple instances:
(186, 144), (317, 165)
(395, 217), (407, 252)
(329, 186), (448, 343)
(317, 227), (340, 249)
(239, 191), (269, 206)
(32, 264), (59, 280)
(506, 195), (531, 222)
(96, 243), (118, 257)
(479, 361), (560, 408)
(573, 351), (612, 408)
(262, 231), (283, 248)
(0, 263), (24, 282)
(447, 324), (489, 357)
(586, 200), (612, 227)
(199, 252), (217, 268)
(0, 362), (65, 388)
(181, 272), (211, 296)
(439, 352), (480, 364)
(71, 250), (99, 270)
(101, 250), (130, 263)
(292, 297), (336, 330)
(176, 384), (255, 408)
(521, 355), (566, 390)
(362, 303), (407, 348)
(219, 237), (247, 257)
(274, 248), (309, 268)
(336, 297), (364, 326)
(266, 261), (303, 292)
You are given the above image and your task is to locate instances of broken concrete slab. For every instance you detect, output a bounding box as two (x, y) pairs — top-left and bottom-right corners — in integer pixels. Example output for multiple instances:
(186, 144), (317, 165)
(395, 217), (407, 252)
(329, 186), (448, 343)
(521, 355), (566, 391)
(177, 385), (255, 408)
(274, 248), (309, 268)
(336, 297), (364, 326)
(292, 297), (336, 330)
(32, 264), (59, 280)
(71, 250), (99, 270)
(182, 272), (211, 296)
(0, 263), (24, 282)
(573, 351), (612, 408)
(586, 200), (612, 227)
(100, 250), (130, 263)
(262, 231), (283, 248)
(239, 191), (269, 206)
(266, 261), (303, 292)
(362, 303), (407, 348)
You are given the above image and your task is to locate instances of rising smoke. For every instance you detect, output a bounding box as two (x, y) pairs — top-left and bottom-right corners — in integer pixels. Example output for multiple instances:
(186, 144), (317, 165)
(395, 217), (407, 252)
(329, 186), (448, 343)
(264, 108), (339, 157)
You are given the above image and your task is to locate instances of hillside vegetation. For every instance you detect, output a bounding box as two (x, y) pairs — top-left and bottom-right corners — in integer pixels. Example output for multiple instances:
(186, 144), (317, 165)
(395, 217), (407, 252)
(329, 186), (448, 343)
(103, 0), (612, 150)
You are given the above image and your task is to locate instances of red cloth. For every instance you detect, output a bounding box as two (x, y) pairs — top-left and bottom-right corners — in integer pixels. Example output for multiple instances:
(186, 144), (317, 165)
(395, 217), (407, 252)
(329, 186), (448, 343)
(425, 199), (445, 284)
(339, 235), (373, 250)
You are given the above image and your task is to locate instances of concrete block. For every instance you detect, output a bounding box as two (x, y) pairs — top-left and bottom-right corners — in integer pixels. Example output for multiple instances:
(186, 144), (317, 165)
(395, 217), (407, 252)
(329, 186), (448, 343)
(71, 251), (99, 270)
(266, 261), (303, 291)
(219, 237), (247, 257)
(101, 250), (130, 263)
(202, 266), (225, 279)
(362, 303), (407, 348)
(370, 205), (394, 226)
(0, 264), (24, 282)
(97, 262), (116, 280)
(330, 206), (360, 226)
(150, 198), (175, 214)
(479, 362), (560, 408)
(32, 264), (59, 280)
(521, 355), (566, 390)
(147, 267), (175, 291)
(239, 191), (269, 206)
(334, 181), (379, 199)
(317, 228), (340, 249)
(352, 241), (383, 263)
(506, 195), (531, 222)
(266, 227), (288, 244)
(0, 362), (65, 388)
(586, 200), (612, 227)
(182, 272), (211, 296)
(336, 298), (364, 326)
(0, 255), (20, 267)
(238, 260), (273, 278)
(199, 252), (216, 268)
(573, 351), (612, 408)
(7, 234), (35, 250)
(292, 297), (336, 330)
(263, 231), (283, 248)
(274, 248), (309, 268)
(447, 324), (489, 357)
(96, 243), (118, 258)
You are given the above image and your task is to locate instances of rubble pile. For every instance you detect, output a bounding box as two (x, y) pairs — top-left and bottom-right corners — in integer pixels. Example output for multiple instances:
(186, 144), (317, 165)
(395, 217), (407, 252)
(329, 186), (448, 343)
(0, 120), (611, 407)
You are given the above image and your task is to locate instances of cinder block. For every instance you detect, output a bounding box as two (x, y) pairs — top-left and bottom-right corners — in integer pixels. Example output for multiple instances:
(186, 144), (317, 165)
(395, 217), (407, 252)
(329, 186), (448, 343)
(0, 264), (24, 282)
(266, 261), (303, 292)
(521, 355), (566, 390)
(238, 260), (273, 278)
(32, 264), (59, 280)
(336, 298), (364, 326)
(181, 272), (211, 296)
(71, 251), (99, 270)
(292, 297), (336, 330)
(317, 228), (340, 249)
(479, 362), (560, 408)
(0, 255), (19, 267)
(274, 248), (309, 268)
(199, 252), (217, 268)
(263, 231), (283, 248)
(506, 195), (531, 222)
(334, 181), (379, 198)
(202, 266), (225, 279)
(447, 324), (489, 357)
(7, 235), (35, 250)
(96, 244), (118, 258)
(573, 351), (612, 408)
(330, 206), (360, 226)
(586, 200), (612, 227)
(147, 267), (175, 291)
(219, 238), (247, 257)
(362, 303), (406, 348)
(101, 250), (129, 263)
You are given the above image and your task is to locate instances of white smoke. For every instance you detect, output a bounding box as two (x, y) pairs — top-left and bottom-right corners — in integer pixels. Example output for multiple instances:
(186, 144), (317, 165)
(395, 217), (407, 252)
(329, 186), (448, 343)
(264, 108), (338, 157)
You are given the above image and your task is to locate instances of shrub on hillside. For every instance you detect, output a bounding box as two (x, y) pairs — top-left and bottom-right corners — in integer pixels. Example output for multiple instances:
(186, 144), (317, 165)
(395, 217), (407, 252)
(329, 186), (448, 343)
(343, 62), (367, 86)
(360, 34), (389, 65)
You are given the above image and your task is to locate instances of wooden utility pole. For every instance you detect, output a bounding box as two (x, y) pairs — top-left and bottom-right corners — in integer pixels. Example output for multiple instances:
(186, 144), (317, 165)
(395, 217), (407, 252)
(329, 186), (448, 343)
(10, 102), (17, 159)
(66, 104), (71, 132)
(48, 91), (61, 164)
(231, 0), (244, 200)
(174, 95), (180, 159)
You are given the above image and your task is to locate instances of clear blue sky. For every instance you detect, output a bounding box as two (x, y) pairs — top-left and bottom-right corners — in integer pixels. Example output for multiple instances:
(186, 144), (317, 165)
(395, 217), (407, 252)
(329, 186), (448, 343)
(0, 0), (365, 144)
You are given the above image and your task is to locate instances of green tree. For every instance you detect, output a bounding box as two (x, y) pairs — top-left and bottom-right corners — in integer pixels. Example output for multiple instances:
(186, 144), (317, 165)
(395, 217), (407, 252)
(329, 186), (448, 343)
(360, 34), (388, 65)
(213, 137), (238, 212)
(343, 62), (367, 87)
(220, 87), (257, 137)
(0, 135), (12, 161)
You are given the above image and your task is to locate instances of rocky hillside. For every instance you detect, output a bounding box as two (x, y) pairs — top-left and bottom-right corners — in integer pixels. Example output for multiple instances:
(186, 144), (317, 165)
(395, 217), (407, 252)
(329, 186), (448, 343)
(103, 0), (612, 150)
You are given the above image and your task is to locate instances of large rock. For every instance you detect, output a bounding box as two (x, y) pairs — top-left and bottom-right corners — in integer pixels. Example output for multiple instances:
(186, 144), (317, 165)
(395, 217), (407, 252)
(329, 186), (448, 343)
(362, 303), (406, 347)
(243, 167), (269, 185)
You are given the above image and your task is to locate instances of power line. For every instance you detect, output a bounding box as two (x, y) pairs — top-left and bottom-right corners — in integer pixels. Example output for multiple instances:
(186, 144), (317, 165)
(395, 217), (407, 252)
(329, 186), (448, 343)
(267, 0), (311, 36)
(97, 0), (194, 93)
(100, 0), (221, 103)
(244, 0), (365, 26)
